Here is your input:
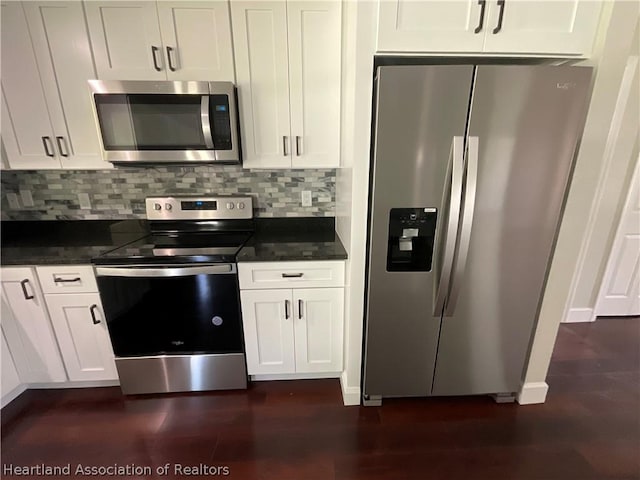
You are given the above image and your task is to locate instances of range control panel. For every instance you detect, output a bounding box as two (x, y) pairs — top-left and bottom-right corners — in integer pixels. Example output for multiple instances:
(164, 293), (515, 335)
(145, 196), (253, 221)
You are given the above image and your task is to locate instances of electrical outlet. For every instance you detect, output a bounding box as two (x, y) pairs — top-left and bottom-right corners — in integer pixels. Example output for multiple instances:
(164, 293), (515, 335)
(78, 193), (92, 210)
(19, 189), (34, 207)
(7, 193), (20, 209)
(301, 190), (312, 207)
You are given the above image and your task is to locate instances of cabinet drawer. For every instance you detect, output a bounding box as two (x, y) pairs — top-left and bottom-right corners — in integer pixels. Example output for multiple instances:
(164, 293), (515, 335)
(238, 261), (345, 290)
(36, 265), (98, 294)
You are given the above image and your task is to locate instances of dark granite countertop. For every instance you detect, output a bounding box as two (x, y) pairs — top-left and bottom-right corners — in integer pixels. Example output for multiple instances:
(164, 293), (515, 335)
(0, 218), (347, 266)
(1, 220), (149, 266)
(237, 218), (348, 262)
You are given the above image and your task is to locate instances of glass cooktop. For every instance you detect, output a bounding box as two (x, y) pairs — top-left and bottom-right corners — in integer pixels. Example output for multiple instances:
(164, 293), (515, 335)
(93, 231), (252, 265)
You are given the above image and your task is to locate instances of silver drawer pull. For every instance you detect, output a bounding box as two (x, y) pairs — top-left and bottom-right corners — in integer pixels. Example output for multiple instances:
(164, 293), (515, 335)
(282, 273), (304, 278)
(54, 277), (81, 283)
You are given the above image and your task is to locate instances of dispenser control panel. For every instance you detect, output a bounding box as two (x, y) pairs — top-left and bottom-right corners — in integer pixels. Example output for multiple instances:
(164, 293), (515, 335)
(387, 208), (437, 272)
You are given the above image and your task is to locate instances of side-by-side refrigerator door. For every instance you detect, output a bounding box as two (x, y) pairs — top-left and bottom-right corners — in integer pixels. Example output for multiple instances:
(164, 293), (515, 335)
(363, 65), (473, 399)
(431, 65), (593, 396)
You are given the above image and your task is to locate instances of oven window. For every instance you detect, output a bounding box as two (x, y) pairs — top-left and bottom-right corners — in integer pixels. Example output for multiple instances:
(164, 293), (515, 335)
(94, 94), (208, 150)
(97, 273), (243, 357)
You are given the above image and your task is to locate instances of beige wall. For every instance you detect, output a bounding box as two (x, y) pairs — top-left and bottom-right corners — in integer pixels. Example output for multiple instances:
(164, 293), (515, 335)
(336, 0), (377, 405)
(523, 1), (640, 386)
(569, 16), (639, 314)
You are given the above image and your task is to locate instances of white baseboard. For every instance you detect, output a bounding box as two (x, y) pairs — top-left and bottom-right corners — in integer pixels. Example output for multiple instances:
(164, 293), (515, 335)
(1, 384), (27, 408)
(340, 371), (360, 406)
(250, 372), (340, 381)
(517, 381), (549, 405)
(563, 307), (596, 323)
(28, 380), (120, 389)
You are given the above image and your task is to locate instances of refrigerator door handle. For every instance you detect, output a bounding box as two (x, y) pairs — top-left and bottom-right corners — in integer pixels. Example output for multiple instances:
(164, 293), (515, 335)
(445, 136), (479, 316)
(433, 136), (465, 316)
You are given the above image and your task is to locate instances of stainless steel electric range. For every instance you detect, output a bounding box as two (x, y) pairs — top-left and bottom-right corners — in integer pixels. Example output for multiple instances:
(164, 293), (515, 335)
(92, 196), (253, 395)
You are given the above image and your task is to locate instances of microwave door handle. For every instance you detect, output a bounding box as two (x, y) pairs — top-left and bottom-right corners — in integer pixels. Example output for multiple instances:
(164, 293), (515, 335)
(201, 96), (214, 149)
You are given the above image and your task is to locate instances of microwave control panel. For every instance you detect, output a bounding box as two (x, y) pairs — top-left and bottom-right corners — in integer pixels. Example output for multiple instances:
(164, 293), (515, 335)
(210, 95), (232, 150)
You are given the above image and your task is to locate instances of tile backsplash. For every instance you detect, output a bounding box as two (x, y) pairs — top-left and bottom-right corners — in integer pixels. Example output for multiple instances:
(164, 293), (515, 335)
(1, 166), (335, 220)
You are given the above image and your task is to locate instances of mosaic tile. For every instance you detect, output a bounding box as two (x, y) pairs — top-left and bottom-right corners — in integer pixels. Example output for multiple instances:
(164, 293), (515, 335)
(1, 167), (336, 220)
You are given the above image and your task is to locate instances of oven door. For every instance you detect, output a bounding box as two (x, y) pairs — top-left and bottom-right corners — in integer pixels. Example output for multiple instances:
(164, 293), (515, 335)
(89, 80), (239, 164)
(94, 264), (243, 357)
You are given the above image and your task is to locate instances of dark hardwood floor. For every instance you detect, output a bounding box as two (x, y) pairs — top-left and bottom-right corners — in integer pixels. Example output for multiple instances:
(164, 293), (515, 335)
(2, 318), (639, 479)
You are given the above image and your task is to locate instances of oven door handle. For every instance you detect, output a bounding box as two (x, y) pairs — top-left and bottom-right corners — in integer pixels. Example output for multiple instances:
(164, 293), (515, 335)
(94, 264), (235, 277)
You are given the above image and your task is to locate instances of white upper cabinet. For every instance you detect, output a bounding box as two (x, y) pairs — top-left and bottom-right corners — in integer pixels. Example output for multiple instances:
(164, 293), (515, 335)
(1, 1), (107, 170)
(87, 1), (235, 81)
(1, 2), (59, 169)
(378, 0), (486, 53)
(231, 0), (342, 168)
(481, 0), (603, 55)
(287, 1), (341, 168)
(23, 1), (107, 169)
(85, 1), (165, 80)
(377, 0), (602, 56)
(157, 1), (235, 81)
(231, 1), (292, 168)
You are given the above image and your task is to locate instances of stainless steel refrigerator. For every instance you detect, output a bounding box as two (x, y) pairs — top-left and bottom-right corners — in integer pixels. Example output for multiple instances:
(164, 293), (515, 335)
(362, 64), (592, 405)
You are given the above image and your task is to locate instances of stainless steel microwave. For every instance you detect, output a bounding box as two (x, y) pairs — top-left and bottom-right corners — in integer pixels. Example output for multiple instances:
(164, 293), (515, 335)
(88, 80), (240, 165)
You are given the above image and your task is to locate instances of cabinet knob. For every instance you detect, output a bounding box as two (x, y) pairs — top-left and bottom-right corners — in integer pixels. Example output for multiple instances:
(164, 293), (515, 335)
(151, 46), (163, 71)
(20, 279), (34, 300)
(89, 304), (101, 325)
(166, 46), (177, 72)
(474, 0), (487, 34)
(41, 136), (55, 157)
(492, 0), (505, 34)
(282, 272), (303, 278)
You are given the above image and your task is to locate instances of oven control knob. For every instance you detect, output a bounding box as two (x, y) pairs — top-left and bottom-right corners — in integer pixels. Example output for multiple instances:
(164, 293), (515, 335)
(154, 203), (162, 211)
(165, 203), (172, 211)
(226, 202), (235, 210)
(238, 202), (245, 210)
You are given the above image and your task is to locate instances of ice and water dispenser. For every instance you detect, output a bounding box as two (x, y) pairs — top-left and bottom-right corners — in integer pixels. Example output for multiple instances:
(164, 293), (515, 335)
(386, 208), (437, 272)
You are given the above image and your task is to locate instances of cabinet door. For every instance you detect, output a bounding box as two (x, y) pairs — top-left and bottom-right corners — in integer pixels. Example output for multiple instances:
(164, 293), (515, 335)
(293, 288), (343, 373)
(482, 0), (602, 55)
(85, 1), (165, 80)
(23, 2), (109, 170)
(0, 268), (66, 383)
(1, 325), (22, 403)
(158, 1), (235, 81)
(0, 2), (60, 169)
(231, 1), (292, 168)
(240, 289), (295, 375)
(288, 1), (341, 168)
(44, 293), (117, 382)
(377, 0), (487, 53)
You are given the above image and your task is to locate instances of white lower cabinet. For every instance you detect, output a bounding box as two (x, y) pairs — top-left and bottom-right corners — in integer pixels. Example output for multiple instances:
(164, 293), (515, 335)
(239, 261), (345, 377)
(1, 323), (23, 406)
(293, 288), (344, 374)
(43, 293), (117, 382)
(0, 268), (67, 383)
(240, 289), (296, 375)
